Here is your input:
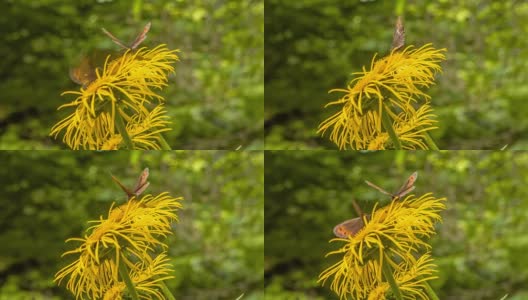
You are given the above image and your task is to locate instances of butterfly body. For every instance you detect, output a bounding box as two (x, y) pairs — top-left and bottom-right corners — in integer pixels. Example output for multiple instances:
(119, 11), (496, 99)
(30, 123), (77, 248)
(333, 171), (418, 238)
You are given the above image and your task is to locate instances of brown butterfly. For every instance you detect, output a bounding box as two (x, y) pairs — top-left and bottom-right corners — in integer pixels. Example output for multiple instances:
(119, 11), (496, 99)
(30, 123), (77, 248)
(69, 22), (151, 86)
(69, 56), (96, 87)
(333, 171), (418, 238)
(111, 168), (150, 199)
(333, 199), (369, 238)
(101, 22), (151, 50)
(365, 171), (418, 200)
(391, 16), (405, 51)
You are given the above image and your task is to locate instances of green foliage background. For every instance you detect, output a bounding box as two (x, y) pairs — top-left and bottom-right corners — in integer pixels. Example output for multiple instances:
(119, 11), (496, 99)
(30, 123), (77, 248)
(265, 0), (528, 150)
(265, 151), (528, 300)
(0, 0), (263, 150)
(0, 151), (264, 299)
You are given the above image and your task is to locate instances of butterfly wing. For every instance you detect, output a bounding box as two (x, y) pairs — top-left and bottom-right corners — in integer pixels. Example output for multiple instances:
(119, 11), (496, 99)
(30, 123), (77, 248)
(135, 182), (150, 196)
(69, 67), (87, 85)
(101, 27), (129, 49)
(69, 55), (97, 86)
(395, 171), (418, 198)
(365, 180), (393, 196)
(111, 175), (135, 198)
(392, 16), (405, 51)
(133, 167), (150, 196)
(395, 185), (415, 199)
(129, 22), (151, 50)
(333, 218), (366, 238)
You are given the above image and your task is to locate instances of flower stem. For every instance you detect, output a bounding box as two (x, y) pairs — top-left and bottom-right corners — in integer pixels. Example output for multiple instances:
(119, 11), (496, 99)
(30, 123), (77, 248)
(118, 258), (139, 300)
(381, 105), (402, 149)
(158, 133), (172, 150)
(382, 253), (403, 300)
(422, 130), (439, 150)
(115, 111), (134, 149)
(424, 281), (440, 300)
(160, 281), (176, 300)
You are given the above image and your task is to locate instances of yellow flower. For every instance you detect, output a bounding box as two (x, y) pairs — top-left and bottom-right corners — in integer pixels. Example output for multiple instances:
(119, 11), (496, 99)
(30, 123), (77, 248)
(319, 193), (446, 299)
(100, 253), (174, 300)
(100, 105), (172, 150)
(392, 253), (439, 299)
(103, 282), (125, 300)
(128, 253), (175, 299)
(318, 44), (446, 150)
(365, 253), (438, 300)
(367, 284), (389, 300)
(367, 104), (438, 150)
(55, 192), (183, 299)
(50, 45), (180, 150)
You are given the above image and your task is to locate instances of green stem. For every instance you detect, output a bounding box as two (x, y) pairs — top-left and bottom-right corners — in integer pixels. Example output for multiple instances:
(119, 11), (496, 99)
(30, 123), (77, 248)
(381, 105), (402, 149)
(424, 281), (440, 300)
(158, 133), (172, 150)
(115, 112), (134, 149)
(160, 281), (176, 300)
(382, 253), (403, 300)
(118, 257), (139, 300)
(422, 130), (439, 150)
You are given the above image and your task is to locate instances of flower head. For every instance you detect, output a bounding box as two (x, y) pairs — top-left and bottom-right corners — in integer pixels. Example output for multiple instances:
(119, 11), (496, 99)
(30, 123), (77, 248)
(318, 44), (446, 150)
(99, 105), (172, 150)
(55, 192), (183, 299)
(51, 45), (180, 150)
(365, 253), (438, 300)
(366, 104), (438, 150)
(319, 193), (446, 299)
